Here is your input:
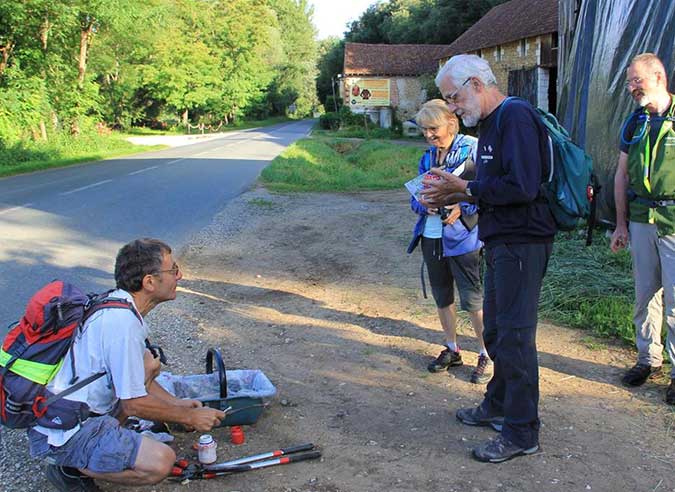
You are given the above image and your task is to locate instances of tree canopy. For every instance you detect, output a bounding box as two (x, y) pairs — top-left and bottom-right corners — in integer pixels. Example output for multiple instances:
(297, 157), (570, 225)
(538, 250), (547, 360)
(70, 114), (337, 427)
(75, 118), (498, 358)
(0, 0), (318, 144)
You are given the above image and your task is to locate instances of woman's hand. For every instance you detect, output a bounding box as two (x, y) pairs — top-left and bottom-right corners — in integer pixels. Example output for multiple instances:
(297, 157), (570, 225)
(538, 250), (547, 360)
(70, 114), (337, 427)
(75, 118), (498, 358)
(441, 204), (461, 225)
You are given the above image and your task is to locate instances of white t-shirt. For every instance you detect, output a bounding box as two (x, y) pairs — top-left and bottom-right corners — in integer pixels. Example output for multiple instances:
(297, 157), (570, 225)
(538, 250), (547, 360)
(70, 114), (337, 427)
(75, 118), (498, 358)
(33, 289), (149, 446)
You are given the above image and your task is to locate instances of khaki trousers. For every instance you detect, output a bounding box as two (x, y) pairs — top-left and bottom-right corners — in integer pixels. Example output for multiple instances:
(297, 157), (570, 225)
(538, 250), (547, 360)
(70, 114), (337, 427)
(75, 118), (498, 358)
(629, 221), (675, 377)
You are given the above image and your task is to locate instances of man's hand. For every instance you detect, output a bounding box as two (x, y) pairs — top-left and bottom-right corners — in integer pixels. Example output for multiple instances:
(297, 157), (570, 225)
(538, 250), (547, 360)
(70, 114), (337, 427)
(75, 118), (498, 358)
(187, 407), (226, 433)
(610, 224), (629, 252)
(441, 204), (461, 225)
(421, 168), (469, 206)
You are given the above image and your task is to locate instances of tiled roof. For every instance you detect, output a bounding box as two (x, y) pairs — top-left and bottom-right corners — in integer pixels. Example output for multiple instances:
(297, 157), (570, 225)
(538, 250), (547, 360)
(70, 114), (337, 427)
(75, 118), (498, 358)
(442, 0), (558, 58)
(343, 42), (451, 76)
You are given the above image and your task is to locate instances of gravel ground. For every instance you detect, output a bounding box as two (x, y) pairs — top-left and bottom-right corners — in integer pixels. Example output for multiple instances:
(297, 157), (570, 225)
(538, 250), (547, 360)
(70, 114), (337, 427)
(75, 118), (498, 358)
(2, 186), (674, 492)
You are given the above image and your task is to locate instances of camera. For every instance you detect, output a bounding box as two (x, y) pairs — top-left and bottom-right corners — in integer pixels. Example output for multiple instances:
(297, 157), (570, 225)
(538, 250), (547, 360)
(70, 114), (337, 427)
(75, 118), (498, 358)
(439, 206), (450, 221)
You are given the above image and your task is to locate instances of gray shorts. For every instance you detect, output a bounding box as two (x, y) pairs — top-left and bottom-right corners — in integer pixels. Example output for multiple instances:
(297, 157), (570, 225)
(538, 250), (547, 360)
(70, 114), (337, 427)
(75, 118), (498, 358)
(28, 415), (143, 474)
(421, 237), (483, 311)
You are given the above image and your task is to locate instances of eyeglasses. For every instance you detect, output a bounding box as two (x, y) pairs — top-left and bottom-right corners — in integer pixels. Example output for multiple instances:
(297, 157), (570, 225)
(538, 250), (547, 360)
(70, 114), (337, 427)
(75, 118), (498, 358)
(152, 263), (180, 277)
(419, 126), (439, 134)
(625, 73), (657, 88)
(444, 78), (471, 104)
(625, 76), (644, 88)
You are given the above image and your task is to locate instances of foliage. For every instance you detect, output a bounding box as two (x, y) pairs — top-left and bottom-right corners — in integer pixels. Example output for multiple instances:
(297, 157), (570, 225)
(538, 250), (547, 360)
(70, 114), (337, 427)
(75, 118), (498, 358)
(324, 95), (343, 113)
(316, 37), (344, 110)
(0, 0), (319, 149)
(260, 137), (420, 192)
(344, 0), (508, 45)
(319, 112), (341, 130)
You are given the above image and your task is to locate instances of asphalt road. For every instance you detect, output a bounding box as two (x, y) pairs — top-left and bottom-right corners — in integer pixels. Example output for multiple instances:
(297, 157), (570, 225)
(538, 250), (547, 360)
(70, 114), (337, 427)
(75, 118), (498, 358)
(0, 119), (313, 330)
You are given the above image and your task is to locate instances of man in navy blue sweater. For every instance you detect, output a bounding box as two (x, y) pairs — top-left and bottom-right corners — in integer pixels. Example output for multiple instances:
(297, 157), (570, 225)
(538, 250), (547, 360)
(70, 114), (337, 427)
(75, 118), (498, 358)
(421, 54), (557, 463)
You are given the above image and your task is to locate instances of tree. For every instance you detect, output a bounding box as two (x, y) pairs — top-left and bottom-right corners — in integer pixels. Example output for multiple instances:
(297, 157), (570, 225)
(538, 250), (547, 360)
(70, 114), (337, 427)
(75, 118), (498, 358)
(316, 37), (344, 111)
(266, 0), (319, 117)
(344, 0), (508, 45)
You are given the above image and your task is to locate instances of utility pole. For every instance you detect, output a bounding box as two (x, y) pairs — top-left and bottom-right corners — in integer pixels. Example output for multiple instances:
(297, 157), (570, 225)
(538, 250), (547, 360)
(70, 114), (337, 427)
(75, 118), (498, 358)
(331, 75), (338, 113)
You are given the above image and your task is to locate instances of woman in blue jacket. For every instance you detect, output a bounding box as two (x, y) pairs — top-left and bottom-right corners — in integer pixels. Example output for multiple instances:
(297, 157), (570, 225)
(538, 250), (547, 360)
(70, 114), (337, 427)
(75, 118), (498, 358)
(408, 99), (490, 384)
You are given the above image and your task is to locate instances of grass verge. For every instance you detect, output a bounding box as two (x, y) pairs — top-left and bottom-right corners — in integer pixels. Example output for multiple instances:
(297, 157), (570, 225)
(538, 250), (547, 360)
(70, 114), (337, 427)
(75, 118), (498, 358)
(261, 137), (420, 192)
(1, 117), (293, 178)
(311, 126), (418, 140)
(0, 133), (165, 178)
(123, 116), (293, 137)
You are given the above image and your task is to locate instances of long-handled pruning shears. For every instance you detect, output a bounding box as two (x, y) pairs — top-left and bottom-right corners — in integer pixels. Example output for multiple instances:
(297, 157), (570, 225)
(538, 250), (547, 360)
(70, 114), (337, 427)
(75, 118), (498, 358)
(171, 443), (321, 480)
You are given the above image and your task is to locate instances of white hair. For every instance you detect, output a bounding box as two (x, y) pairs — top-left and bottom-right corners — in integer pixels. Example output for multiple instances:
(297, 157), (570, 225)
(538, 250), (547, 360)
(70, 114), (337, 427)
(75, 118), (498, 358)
(435, 54), (498, 88)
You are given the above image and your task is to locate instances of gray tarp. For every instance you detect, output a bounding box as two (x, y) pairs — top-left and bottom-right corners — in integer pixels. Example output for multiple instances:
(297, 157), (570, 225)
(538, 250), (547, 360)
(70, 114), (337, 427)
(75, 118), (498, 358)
(557, 0), (675, 224)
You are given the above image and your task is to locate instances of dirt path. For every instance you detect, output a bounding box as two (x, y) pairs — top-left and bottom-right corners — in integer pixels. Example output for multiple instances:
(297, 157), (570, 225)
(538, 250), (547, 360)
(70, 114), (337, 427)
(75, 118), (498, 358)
(2, 188), (673, 492)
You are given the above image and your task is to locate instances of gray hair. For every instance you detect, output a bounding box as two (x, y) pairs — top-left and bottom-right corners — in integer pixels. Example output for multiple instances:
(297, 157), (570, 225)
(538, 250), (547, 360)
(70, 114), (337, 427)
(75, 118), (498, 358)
(435, 54), (498, 88)
(630, 52), (667, 78)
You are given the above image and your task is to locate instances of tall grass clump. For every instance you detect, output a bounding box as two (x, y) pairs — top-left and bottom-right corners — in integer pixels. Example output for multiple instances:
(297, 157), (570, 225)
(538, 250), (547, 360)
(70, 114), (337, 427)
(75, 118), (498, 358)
(541, 233), (634, 344)
(261, 137), (420, 192)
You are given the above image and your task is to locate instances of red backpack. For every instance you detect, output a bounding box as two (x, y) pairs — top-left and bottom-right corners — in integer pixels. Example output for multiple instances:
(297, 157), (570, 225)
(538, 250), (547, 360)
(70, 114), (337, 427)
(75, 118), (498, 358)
(0, 280), (140, 429)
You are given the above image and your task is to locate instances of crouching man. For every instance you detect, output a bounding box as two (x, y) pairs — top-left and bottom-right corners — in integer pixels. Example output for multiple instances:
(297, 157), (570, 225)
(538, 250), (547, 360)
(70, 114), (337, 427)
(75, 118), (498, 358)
(28, 238), (225, 491)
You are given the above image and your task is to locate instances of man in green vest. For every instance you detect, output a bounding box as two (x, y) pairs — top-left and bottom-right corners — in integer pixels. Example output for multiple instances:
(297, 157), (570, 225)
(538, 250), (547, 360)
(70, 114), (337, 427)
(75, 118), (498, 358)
(611, 52), (675, 405)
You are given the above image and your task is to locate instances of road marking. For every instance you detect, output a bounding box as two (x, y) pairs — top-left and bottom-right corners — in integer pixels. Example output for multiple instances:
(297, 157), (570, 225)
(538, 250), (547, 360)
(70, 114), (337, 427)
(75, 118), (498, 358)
(128, 165), (159, 176)
(60, 180), (112, 196)
(165, 158), (184, 165)
(0, 203), (33, 216)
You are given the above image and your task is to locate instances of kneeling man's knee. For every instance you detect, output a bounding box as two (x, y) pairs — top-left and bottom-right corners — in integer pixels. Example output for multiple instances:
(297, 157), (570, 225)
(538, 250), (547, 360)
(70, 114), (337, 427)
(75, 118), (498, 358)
(135, 439), (176, 484)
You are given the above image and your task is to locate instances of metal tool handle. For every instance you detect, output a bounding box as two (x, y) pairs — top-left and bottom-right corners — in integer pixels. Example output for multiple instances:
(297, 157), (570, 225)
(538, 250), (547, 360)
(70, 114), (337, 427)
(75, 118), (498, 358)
(279, 443), (315, 455)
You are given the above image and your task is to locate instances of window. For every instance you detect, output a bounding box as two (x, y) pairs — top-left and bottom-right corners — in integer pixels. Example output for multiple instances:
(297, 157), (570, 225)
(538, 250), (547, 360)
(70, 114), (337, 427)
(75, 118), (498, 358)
(519, 39), (527, 57)
(494, 46), (503, 62)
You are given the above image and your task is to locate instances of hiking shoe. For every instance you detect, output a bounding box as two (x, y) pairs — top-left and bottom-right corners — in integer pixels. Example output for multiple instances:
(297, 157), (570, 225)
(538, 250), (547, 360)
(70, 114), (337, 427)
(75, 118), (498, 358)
(470, 354), (492, 384)
(472, 434), (539, 463)
(45, 465), (101, 492)
(621, 363), (662, 387)
(456, 405), (503, 432)
(427, 347), (463, 372)
(667, 379), (675, 405)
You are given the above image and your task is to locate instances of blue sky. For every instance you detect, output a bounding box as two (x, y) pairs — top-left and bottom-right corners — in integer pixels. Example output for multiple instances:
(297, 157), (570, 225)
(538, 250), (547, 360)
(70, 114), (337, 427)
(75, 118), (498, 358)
(309, 0), (377, 39)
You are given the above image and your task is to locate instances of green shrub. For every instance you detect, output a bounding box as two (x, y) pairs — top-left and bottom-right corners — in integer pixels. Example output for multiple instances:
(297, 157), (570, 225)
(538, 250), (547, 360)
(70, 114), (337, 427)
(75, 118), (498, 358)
(324, 95), (343, 113)
(319, 112), (341, 130)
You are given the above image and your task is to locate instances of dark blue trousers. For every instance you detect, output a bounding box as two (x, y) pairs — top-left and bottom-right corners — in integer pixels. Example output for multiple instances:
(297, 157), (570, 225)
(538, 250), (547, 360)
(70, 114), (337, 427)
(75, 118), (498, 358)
(480, 242), (552, 448)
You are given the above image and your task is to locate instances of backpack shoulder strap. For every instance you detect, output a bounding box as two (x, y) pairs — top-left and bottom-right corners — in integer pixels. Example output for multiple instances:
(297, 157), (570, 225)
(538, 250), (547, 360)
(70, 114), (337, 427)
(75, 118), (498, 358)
(495, 96), (519, 132)
(84, 296), (142, 324)
(68, 295), (142, 385)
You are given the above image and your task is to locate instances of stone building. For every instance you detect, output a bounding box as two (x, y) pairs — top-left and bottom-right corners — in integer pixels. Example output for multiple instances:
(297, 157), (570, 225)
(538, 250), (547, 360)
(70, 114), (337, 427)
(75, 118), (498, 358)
(341, 42), (450, 126)
(439, 0), (558, 113)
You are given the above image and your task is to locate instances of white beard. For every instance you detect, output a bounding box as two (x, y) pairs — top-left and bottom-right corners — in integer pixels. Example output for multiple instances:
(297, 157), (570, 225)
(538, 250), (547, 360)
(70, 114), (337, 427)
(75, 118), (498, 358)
(461, 113), (480, 128)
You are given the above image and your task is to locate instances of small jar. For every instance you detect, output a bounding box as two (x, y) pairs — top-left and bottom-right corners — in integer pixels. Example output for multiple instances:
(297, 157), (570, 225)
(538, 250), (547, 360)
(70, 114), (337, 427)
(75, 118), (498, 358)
(198, 434), (217, 464)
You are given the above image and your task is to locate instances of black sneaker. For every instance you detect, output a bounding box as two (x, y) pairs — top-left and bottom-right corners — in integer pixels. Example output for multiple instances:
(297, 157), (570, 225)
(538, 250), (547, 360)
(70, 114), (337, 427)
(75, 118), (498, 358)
(456, 405), (503, 431)
(667, 379), (675, 405)
(427, 347), (462, 372)
(45, 465), (101, 492)
(472, 434), (539, 463)
(621, 363), (662, 387)
(470, 354), (492, 384)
